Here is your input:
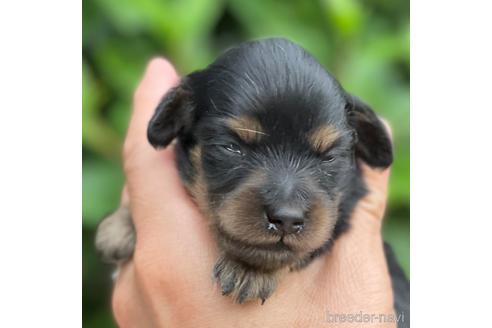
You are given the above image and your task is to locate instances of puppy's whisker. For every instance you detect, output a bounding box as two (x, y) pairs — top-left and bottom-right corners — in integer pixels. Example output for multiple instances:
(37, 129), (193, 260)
(234, 128), (269, 136)
(276, 44), (287, 56)
(244, 72), (260, 95)
(209, 98), (219, 111)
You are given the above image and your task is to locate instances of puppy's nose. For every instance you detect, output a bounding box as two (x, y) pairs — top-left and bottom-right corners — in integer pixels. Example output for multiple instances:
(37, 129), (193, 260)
(266, 206), (305, 234)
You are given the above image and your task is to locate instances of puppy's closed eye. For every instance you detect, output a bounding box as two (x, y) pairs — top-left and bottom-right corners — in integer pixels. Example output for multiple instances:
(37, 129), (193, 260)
(221, 143), (244, 156)
(321, 152), (336, 163)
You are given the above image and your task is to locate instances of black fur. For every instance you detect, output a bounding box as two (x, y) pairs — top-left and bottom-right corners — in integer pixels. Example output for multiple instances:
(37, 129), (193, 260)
(147, 38), (408, 318)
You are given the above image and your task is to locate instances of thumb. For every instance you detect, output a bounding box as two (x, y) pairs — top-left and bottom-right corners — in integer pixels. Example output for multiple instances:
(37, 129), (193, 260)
(352, 164), (391, 231)
(350, 120), (392, 235)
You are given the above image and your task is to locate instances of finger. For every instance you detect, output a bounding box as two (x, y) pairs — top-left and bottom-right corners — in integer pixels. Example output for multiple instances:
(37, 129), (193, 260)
(122, 59), (210, 247)
(380, 117), (393, 141)
(123, 58), (179, 170)
(348, 166), (390, 238)
(349, 119), (393, 232)
(321, 157), (392, 285)
(357, 162), (391, 222)
(121, 58), (184, 232)
(120, 185), (129, 206)
(113, 263), (153, 327)
(129, 57), (179, 146)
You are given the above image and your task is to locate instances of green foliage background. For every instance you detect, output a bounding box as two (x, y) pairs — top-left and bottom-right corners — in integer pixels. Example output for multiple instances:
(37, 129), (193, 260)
(83, 0), (409, 326)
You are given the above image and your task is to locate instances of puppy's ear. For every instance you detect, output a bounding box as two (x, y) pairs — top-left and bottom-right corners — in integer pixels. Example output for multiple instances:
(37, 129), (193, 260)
(346, 94), (393, 168)
(147, 80), (194, 148)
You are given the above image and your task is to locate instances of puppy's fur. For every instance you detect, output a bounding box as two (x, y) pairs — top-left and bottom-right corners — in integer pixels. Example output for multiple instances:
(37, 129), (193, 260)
(96, 38), (409, 322)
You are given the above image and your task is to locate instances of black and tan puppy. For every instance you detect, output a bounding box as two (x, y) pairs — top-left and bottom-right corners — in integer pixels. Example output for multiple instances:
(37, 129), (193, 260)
(96, 38), (409, 314)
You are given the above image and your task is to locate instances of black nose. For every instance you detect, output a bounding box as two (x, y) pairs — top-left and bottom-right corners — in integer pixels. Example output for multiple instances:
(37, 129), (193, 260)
(266, 206), (305, 234)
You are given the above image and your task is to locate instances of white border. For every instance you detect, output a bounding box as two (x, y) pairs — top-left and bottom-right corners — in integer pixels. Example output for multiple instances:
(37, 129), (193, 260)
(0, 0), (81, 327)
(412, 0), (492, 326)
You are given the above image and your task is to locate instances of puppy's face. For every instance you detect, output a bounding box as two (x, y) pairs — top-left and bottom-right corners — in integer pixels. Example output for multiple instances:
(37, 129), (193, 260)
(192, 95), (354, 269)
(147, 39), (392, 270)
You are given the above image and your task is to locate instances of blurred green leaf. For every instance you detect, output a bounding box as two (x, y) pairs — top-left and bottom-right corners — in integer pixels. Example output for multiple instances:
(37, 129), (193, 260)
(83, 62), (122, 158)
(94, 0), (164, 35)
(321, 0), (363, 37)
(82, 159), (124, 227)
(107, 100), (131, 136)
(229, 0), (335, 66)
(94, 0), (221, 70)
(92, 39), (150, 97)
(383, 217), (410, 276)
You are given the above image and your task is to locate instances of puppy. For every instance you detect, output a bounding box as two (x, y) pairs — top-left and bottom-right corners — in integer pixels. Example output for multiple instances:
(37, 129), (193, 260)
(96, 38), (409, 317)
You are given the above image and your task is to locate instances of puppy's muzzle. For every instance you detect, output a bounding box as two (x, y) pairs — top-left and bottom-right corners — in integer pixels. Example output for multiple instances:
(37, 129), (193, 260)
(260, 167), (312, 235)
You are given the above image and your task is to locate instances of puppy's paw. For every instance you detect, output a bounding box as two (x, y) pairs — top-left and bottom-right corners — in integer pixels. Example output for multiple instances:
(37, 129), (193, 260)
(95, 206), (135, 263)
(213, 256), (278, 304)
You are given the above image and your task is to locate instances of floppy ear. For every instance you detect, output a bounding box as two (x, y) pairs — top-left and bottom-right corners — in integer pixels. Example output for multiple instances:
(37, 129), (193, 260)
(147, 80), (194, 148)
(346, 94), (393, 168)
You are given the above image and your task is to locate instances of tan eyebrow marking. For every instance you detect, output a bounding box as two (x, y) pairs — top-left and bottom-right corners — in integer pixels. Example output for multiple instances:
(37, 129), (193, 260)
(308, 125), (340, 153)
(227, 116), (268, 143)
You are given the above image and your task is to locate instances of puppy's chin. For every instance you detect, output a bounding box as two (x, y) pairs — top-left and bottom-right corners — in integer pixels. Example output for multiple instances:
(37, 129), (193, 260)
(212, 204), (337, 271)
(213, 223), (299, 271)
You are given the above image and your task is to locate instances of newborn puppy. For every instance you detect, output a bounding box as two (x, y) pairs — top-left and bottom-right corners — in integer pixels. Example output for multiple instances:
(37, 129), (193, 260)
(96, 38), (407, 310)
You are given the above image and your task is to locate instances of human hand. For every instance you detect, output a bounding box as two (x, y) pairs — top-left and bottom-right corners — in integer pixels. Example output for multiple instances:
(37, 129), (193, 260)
(112, 58), (396, 328)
